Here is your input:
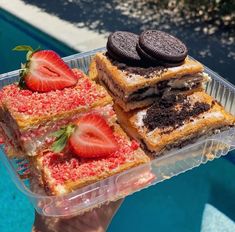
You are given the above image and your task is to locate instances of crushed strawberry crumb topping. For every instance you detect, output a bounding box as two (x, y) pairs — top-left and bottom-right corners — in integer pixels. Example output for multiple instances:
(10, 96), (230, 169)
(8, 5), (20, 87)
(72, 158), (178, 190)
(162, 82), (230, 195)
(0, 127), (4, 144)
(0, 71), (108, 118)
(41, 135), (141, 185)
(131, 140), (140, 150)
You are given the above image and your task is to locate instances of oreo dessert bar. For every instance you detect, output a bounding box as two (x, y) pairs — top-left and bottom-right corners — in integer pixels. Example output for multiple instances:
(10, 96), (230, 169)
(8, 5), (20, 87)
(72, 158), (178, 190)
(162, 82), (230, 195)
(90, 30), (210, 111)
(114, 91), (235, 154)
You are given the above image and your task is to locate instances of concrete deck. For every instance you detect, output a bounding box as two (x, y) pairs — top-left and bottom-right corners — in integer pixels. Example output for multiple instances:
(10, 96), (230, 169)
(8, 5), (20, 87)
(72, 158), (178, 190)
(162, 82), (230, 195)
(1, 0), (107, 51)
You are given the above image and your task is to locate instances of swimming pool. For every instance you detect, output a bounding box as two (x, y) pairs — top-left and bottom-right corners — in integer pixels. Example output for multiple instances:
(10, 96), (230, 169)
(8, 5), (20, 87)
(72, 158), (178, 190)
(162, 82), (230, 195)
(0, 8), (77, 74)
(0, 7), (235, 232)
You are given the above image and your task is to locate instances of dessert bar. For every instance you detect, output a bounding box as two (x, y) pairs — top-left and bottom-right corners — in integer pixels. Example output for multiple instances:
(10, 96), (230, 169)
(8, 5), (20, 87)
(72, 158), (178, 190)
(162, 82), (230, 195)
(114, 91), (235, 154)
(31, 123), (150, 195)
(93, 53), (210, 111)
(0, 69), (113, 156)
(90, 31), (210, 111)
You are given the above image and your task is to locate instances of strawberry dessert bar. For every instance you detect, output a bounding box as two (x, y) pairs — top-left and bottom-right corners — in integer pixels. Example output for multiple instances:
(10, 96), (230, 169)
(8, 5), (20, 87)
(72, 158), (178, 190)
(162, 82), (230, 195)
(31, 114), (150, 195)
(0, 46), (151, 197)
(0, 46), (113, 157)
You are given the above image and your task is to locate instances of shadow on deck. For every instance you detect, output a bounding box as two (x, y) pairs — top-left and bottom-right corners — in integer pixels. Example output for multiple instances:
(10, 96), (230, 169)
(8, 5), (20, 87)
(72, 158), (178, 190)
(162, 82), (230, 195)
(21, 0), (235, 82)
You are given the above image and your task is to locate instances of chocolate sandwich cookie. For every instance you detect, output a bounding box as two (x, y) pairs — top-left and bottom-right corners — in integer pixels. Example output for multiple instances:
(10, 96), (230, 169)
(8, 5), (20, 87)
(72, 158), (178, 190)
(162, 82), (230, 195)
(139, 30), (188, 63)
(107, 31), (142, 64)
(136, 42), (159, 64)
(137, 42), (183, 67)
(106, 48), (123, 63)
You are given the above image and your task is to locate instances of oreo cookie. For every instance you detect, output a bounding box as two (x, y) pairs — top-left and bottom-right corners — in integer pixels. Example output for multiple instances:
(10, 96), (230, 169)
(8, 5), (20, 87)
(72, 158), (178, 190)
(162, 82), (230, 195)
(139, 30), (188, 63)
(137, 42), (184, 67)
(106, 48), (123, 63)
(136, 42), (159, 64)
(107, 31), (142, 65)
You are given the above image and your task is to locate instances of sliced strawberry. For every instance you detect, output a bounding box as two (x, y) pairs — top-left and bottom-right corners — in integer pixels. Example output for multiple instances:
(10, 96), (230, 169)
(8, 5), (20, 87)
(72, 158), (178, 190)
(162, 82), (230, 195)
(69, 114), (118, 158)
(13, 46), (81, 92)
(25, 50), (79, 92)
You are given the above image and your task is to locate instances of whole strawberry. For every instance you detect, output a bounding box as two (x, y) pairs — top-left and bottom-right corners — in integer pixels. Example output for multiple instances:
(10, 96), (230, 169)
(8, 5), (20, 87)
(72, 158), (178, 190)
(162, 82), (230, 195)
(13, 45), (80, 92)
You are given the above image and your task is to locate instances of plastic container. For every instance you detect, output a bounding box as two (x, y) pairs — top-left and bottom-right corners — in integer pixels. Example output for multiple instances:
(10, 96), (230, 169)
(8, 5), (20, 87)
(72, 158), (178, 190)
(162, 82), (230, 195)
(1, 48), (235, 217)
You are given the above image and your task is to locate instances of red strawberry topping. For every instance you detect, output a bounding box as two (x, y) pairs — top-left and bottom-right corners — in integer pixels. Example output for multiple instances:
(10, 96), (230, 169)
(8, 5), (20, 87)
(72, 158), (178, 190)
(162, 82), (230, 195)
(24, 50), (78, 92)
(69, 114), (118, 158)
(13, 46), (81, 92)
(131, 140), (140, 150)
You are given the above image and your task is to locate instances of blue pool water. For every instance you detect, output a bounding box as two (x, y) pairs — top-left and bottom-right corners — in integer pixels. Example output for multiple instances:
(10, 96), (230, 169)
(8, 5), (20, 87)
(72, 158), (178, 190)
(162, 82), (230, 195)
(108, 155), (235, 232)
(0, 8), (76, 74)
(0, 7), (235, 232)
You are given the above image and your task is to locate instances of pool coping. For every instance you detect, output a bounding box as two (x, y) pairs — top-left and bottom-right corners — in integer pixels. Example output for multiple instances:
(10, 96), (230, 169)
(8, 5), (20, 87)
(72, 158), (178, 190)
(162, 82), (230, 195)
(1, 0), (107, 52)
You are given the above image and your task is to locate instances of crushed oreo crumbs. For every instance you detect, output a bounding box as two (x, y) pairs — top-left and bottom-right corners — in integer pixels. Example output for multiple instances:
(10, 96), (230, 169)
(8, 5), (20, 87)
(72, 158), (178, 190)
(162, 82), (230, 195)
(106, 52), (167, 78)
(143, 95), (211, 132)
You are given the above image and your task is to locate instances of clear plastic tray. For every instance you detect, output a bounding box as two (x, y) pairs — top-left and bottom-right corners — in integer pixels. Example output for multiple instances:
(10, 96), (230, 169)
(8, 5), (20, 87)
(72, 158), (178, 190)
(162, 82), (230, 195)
(1, 48), (235, 217)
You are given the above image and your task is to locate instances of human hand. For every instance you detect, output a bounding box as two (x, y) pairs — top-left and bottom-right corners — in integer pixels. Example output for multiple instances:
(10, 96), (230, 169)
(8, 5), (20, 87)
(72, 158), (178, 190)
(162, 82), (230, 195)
(30, 171), (123, 232)
(32, 199), (123, 232)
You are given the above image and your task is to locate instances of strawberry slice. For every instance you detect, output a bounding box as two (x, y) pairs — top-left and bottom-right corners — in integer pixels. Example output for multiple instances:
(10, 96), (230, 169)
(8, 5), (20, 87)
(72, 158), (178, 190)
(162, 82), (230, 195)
(69, 114), (118, 158)
(13, 45), (80, 92)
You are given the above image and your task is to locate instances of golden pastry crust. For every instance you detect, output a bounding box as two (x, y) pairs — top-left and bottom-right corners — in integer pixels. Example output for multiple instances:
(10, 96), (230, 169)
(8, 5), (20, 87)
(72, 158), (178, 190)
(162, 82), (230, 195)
(32, 123), (150, 196)
(0, 70), (113, 131)
(3, 94), (112, 131)
(88, 57), (99, 81)
(94, 52), (204, 94)
(114, 92), (235, 154)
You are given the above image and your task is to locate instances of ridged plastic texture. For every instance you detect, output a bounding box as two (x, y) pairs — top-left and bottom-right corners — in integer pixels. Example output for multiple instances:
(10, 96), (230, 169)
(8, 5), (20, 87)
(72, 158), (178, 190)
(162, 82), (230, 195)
(0, 48), (235, 217)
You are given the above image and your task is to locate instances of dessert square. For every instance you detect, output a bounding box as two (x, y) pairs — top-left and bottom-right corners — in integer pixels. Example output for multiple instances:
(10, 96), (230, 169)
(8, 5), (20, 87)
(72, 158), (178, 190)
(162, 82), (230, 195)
(91, 52), (210, 111)
(0, 69), (114, 156)
(114, 91), (235, 154)
(31, 123), (150, 195)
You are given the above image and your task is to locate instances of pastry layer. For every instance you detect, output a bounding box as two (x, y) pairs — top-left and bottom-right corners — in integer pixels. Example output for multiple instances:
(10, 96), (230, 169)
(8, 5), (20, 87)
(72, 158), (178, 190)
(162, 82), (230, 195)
(88, 57), (99, 81)
(114, 92), (235, 154)
(100, 78), (203, 112)
(1, 105), (116, 156)
(0, 69), (112, 131)
(92, 52), (210, 111)
(32, 123), (150, 196)
(93, 52), (205, 93)
(0, 69), (114, 156)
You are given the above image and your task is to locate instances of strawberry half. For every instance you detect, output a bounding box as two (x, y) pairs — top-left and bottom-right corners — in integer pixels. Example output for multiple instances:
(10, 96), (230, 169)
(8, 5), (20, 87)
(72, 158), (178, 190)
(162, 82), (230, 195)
(51, 114), (119, 158)
(69, 114), (118, 158)
(13, 45), (80, 92)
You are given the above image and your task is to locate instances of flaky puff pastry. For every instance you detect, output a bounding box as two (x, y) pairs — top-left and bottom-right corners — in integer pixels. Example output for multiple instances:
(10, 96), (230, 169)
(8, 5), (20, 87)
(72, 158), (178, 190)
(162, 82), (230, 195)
(114, 91), (235, 154)
(31, 123), (150, 196)
(93, 52), (204, 94)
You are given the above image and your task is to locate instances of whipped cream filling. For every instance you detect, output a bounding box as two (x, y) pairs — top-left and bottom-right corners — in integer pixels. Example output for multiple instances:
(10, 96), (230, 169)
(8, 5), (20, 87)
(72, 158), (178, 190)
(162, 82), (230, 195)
(128, 72), (210, 101)
(168, 72), (210, 89)
(135, 110), (147, 128)
(21, 104), (115, 140)
(22, 104), (116, 156)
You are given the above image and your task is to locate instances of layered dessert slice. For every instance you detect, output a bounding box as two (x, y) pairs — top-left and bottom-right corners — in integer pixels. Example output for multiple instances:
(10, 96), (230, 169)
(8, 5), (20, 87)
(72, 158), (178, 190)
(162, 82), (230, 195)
(0, 69), (113, 156)
(90, 31), (210, 112)
(31, 118), (150, 196)
(93, 53), (210, 111)
(0, 47), (114, 157)
(114, 91), (235, 154)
